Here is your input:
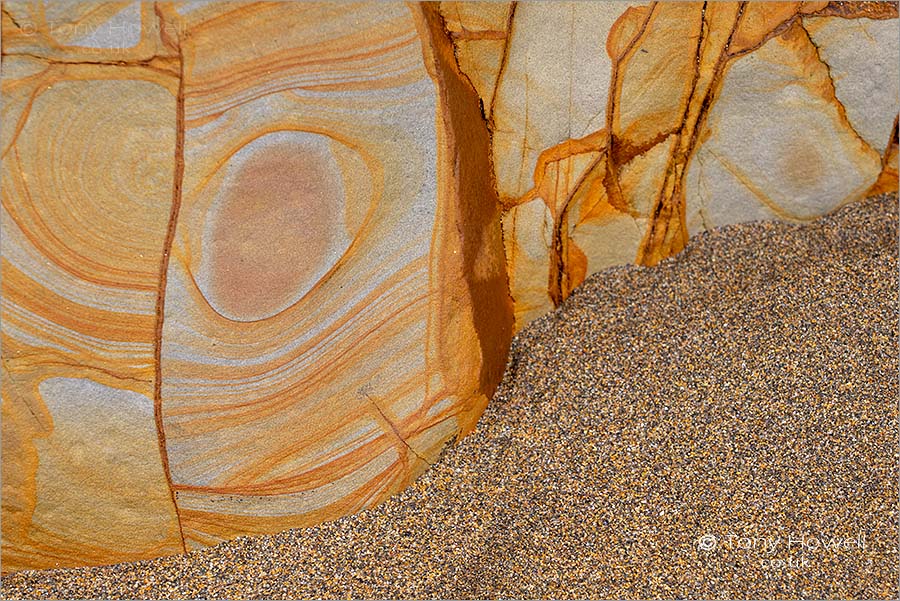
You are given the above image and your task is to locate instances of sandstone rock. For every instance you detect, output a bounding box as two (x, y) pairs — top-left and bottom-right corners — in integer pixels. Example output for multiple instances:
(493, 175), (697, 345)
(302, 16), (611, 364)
(1, 66), (183, 570)
(459, 1), (899, 325)
(438, 1), (512, 111)
(685, 19), (884, 233)
(1, 2), (511, 570)
(803, 16), (899, 155)
(1, 0), (897, 572)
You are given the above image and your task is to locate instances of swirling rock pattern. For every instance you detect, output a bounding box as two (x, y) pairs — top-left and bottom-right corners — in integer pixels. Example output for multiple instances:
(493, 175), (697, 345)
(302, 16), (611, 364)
(0, 0), (897, 572)
(1, 72), (183, 570)
(2, 1), (511, 571)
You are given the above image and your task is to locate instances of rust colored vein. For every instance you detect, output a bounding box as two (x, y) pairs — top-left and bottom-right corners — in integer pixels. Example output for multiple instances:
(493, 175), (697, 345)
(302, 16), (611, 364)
(415, 1), (513, 437)
(2, 6), (23, 30)
(1, 67), (52, 159)
(513, 130), (606, 209)
(638, 2), (747, 266)
(2, 161), (163, 291)
(553, 156), (606, 301)
(0, 51), (180, 74)
(364, 392), (429, 465)
(799, 20), (871, 150)
(185, 31), (420, 99)
(682, 4), (748, 173)
(161, 290), (429, 424)
(866, 114), (899, 196)
(449, 29), (507, 41)
(727, 4), (803, 61)
(603, 3), (656, 212)
(638, 2), (710, 265)
(884, 114), (899, 166)
(152, 4), (187, 554)
(549, 192), (569, 307)
(540, 134), (607, 307)
(487, 1), (517, 126)
(811, 1), (899, 19)
(221, 381), (428, 488)
(172, 424), (405, 495)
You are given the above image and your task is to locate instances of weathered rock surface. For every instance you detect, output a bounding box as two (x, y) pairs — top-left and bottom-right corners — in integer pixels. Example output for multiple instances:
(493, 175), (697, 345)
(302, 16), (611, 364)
(456, 1), (899, 328)
(2, 1), (511, 571)
(1, 0), (897, 572)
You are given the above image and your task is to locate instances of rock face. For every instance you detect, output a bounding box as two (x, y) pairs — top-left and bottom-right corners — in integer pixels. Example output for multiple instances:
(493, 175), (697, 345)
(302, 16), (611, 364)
(1, 1), (897, 572)
(1, 2), (512, 571)
(446, 1), (898, 328)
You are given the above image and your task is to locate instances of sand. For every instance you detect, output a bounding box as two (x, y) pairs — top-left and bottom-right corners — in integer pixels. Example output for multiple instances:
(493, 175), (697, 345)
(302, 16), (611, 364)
(2, 192), (897, 600)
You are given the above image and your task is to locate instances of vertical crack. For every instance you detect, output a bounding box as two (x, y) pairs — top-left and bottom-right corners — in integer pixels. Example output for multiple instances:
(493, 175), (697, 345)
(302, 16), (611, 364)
(800, 20), (877, 153)
(151, 2), (187, 554)
(603, 2), (656, 212)
(638, 2), (747, 265)
(883, 114), (899, 167)
(487, 1), (517, 126)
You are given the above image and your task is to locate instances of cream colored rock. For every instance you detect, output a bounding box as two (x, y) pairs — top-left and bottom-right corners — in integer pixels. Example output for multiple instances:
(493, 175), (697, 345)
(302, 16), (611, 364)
(684, 21), (884, 234)
(804, 16), (900, 155)
(489, 2), (647, 322)
(1, 1), (172, 61)
(491, 2), (630, 205)
(502, 197), (555, 330)
(158, 2), (510, 548)
(447, 1), (898, 327)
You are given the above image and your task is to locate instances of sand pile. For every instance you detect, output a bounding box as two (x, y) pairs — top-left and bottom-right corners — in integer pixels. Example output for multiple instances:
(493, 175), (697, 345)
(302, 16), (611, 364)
(3, 193), (897, 600)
